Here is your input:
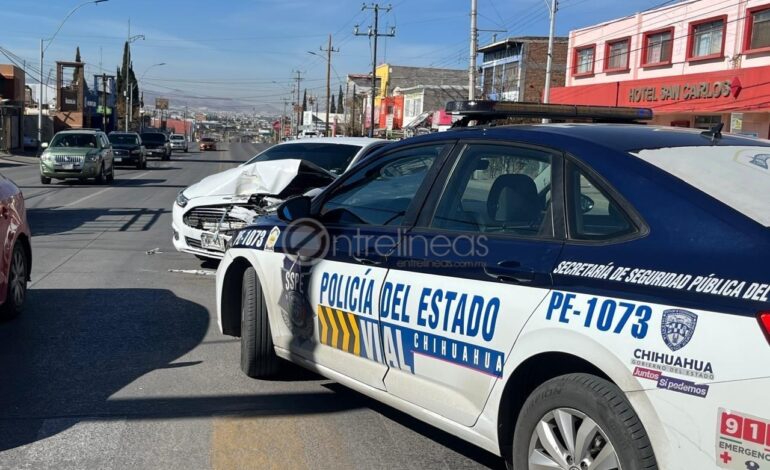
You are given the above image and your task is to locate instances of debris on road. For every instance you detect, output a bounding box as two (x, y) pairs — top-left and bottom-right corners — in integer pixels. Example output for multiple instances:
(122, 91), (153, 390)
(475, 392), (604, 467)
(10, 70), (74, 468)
(168, 268), (216, 276)
(146, 248), (163, 255)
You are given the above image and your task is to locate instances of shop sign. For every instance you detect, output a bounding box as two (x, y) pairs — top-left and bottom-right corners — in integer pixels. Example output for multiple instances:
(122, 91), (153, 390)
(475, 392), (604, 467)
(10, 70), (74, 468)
(628, 80), (732, 103)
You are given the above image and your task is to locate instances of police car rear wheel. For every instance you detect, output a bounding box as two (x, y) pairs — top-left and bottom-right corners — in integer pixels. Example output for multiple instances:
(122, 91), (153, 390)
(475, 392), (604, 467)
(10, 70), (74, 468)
(512, 373), (657, 470)
(240, 267), (280, 378)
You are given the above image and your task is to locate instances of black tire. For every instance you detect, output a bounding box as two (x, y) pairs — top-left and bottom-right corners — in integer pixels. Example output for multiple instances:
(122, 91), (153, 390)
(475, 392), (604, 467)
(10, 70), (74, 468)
(40, 175), (51, 185)
(184, 148), (188, 153)
(136, 158), (143, 170)
(0, 243), (28, 320)
(106, 165), (115, 183)
(512, 373), (657, 470)
(240, 267), (279, 378)
(142, 157), (148, 169)
(95, 163), (106, 184)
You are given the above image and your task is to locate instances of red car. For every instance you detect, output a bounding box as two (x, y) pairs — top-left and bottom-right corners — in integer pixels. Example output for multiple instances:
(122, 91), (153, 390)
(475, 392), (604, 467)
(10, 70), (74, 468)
(199, 137), (217, 151)
(0, 174), (31, 320)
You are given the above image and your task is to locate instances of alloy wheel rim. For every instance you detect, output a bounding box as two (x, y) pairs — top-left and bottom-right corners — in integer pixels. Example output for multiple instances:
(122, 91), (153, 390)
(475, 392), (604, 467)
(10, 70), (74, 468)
(10, 249), (25, 306)
(528, 408), (620, 470)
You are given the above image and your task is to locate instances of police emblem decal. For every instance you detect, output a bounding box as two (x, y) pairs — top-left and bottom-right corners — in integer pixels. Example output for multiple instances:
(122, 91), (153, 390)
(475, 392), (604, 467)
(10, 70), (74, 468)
(749, 154), (769, 170)
(661, 309), (698, 351)
(265, 226), (281, 252)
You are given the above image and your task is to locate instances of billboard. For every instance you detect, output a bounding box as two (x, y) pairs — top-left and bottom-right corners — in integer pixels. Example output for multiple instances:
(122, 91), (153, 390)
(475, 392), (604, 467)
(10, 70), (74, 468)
(155, 98), (169, 110)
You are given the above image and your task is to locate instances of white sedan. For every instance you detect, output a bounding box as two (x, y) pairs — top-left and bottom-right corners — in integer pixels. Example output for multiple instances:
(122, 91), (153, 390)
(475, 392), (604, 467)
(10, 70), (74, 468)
(172, 137), (387, 260)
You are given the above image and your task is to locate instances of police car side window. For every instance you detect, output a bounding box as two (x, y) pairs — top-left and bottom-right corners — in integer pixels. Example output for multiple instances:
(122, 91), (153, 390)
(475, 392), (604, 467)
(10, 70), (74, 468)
(319, 145), (442, 226)
(430, 144), (553, 237)
(567, 163), (635, 240)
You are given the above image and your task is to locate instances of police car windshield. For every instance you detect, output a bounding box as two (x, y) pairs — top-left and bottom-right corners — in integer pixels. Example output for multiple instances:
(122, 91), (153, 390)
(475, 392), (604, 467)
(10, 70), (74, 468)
(245, 143), (360, 174)
(632, 146), (770, 227)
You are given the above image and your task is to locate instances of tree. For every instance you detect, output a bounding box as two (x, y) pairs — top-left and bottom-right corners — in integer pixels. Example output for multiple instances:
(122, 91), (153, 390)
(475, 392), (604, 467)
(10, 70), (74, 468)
(72, 47), (83, 85)
(330, 94), (336, 114)
(115, 41), (139, 129)
(302, 89), (307, 112)
(337, 85), (344, 114)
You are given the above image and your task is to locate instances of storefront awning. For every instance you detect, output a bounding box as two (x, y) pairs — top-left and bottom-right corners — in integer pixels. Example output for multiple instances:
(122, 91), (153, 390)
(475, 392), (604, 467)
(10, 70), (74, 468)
(550, 64), (770, 114)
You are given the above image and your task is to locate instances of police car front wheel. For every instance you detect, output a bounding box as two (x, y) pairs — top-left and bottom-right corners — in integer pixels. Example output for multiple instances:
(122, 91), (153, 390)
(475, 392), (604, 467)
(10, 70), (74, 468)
(512, 373), (657, 470)
(240, 267), (280, 378)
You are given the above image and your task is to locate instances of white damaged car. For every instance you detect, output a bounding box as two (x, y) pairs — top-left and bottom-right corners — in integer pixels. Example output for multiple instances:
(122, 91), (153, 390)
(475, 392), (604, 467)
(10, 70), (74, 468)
(172, 137), (387, 260)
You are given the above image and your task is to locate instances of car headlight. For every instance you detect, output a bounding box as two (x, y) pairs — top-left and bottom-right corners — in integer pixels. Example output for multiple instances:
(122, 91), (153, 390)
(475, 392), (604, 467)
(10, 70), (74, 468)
(176, 191), (189, 208)
(41, 153), (52, 162)
(85, 151), (99, 162)
(131, 149), (141, 155)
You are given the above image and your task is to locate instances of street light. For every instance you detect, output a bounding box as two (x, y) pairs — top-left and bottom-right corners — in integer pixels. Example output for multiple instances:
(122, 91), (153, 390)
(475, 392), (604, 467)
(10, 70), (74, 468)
(137, 62), (166, 131)
(38, 0), (108, 144)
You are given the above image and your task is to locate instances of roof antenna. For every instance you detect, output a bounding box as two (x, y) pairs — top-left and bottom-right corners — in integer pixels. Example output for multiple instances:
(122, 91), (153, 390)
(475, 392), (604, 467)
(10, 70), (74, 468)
(700, 121), (724, 143)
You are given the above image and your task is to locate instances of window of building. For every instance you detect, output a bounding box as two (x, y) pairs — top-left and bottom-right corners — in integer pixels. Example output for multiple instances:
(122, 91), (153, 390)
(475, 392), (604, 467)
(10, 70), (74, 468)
(604, 38), (630, 71)
(642, 28), (674, 66)
(693, 115), (722, 130)
(573, 45), (596, 76)
(745, 5), (770, 52)
(688, 17), (725, 60)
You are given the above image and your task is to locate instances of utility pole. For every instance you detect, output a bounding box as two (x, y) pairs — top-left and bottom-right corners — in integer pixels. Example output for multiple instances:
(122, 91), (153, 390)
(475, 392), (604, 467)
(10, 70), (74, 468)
(101, 74), (108, 132)
(355, 3), (395, 138)
(320, 34), (339, 137)
(469, 0), (478, 100)
(293, 70), (303, 136)
(543, 0), (558, 106)
(281, 98), (290, 142)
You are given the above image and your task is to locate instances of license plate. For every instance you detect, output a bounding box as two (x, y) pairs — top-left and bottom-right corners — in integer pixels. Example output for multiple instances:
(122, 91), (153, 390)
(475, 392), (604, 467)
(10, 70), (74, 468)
(114, 157), (122, 162)
(62, 163), (74, 170)
(200, 232), (226, 251)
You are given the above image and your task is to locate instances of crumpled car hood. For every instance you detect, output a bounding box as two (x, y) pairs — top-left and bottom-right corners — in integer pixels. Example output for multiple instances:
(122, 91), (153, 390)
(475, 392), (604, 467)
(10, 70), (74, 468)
(183, 159), (334, 200)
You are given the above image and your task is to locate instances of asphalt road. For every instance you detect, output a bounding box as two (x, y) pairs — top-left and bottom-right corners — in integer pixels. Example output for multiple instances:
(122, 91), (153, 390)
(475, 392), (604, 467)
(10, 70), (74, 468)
(0, 143), (504, 470)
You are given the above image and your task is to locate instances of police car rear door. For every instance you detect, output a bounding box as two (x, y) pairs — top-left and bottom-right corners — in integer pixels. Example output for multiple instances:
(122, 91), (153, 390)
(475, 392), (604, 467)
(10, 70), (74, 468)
(379, 142), (564, 426)
(303, 143), (453, 390)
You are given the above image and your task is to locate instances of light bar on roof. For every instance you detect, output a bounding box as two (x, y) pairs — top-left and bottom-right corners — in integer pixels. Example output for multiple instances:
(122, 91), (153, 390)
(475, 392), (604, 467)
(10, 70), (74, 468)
(445, 100), (653, 121)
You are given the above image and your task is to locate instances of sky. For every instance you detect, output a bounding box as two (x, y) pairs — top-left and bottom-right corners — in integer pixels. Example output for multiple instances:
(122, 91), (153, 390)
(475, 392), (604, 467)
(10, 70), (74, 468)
(0, 0), (664, 112)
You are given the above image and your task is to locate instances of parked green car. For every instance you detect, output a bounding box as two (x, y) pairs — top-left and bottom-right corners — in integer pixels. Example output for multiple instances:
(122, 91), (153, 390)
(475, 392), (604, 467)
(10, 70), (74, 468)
(39, 129), (116, 185)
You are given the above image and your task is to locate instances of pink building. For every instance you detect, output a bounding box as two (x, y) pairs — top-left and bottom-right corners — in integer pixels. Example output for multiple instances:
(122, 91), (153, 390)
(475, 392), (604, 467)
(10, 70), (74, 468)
(550, 0), (770, 137)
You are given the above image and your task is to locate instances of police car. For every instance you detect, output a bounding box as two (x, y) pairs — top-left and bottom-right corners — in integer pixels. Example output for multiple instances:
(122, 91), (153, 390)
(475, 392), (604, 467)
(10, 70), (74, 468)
(216, 102), (770, 470)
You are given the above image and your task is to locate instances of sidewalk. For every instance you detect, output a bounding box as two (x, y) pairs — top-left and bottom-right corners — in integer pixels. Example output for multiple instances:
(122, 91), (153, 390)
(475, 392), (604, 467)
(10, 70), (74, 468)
(0, 149), (39, 166)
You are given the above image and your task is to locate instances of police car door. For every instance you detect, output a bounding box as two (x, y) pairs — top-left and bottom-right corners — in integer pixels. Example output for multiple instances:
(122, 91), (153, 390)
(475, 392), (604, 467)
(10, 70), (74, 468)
(301, 143), (451, 390)
(379, 142), (564, 426)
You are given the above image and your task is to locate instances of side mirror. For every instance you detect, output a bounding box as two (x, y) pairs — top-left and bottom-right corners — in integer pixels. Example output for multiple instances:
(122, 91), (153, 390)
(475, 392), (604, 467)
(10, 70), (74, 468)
(41, 142), (49, 149)
(277, 196), (313, 222)
(580, 194), (595, 213)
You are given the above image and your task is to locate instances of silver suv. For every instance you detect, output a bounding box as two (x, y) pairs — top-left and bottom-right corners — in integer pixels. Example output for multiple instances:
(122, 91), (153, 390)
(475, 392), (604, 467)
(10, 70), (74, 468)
(39, 129), (115, 185)
(169, 134), (188, 153)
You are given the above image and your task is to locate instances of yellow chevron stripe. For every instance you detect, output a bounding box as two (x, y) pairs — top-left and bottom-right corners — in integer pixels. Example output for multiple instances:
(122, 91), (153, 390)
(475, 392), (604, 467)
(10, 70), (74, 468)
(336, 309), (350, 352)
(315, 304), (362, 356)
(347, 312), (361, 356)
(329, 307), (341, 349)
(323, 306), (335, 346)
(317, 305), (329, 346)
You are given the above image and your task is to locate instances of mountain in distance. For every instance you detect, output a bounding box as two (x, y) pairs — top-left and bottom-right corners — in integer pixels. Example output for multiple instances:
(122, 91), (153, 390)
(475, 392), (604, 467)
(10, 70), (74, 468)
(141, 89), (281, 116)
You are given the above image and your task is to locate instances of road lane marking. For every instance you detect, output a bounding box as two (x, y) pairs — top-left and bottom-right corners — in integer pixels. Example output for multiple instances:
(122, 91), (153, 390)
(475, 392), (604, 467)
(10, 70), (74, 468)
(63, 170), (152, 208)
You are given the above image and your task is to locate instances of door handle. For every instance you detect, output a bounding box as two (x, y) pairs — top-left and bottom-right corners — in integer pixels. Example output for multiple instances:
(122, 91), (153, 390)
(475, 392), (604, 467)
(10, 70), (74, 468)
(484, 261), (536, 284)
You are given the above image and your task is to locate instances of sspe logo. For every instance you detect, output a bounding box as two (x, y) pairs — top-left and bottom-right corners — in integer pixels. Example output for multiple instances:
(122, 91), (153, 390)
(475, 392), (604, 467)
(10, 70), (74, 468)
(661, 309), (698, 351)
